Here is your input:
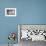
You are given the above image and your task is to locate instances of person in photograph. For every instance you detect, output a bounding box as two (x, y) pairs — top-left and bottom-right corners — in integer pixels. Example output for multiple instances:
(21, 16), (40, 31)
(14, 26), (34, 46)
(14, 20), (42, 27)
(7, 9), (15, 15)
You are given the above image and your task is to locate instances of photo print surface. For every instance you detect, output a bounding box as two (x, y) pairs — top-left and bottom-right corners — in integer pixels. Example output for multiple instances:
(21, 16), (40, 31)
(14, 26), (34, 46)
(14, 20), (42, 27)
(18, 25), (46, 41)
(5, 8), (16, 16)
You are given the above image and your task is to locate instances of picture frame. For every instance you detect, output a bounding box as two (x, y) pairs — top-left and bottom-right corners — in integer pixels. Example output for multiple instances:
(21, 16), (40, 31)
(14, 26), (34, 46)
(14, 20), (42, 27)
(5, 8), (16, 17)
(18, 24), (46, 42)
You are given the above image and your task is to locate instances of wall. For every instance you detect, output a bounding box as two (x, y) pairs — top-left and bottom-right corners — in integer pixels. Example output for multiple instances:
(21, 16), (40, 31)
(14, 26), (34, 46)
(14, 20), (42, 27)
(0, 0), (46, 44)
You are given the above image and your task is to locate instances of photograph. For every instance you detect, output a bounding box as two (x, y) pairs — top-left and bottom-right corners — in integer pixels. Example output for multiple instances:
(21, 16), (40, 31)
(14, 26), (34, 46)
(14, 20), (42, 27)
(18, 24), (46, 46)
(0, 0), (46, 46)
(5, 8), (16, 16)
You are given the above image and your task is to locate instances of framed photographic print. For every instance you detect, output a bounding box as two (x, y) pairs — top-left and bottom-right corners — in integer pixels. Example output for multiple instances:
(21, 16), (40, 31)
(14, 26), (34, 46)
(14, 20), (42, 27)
(18, 24), (46, 42)
(5, 8), (16, 17)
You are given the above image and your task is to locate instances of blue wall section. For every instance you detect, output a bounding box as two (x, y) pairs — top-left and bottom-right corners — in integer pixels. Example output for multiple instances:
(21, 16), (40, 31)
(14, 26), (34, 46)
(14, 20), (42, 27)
(0, 0), (46, 44)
